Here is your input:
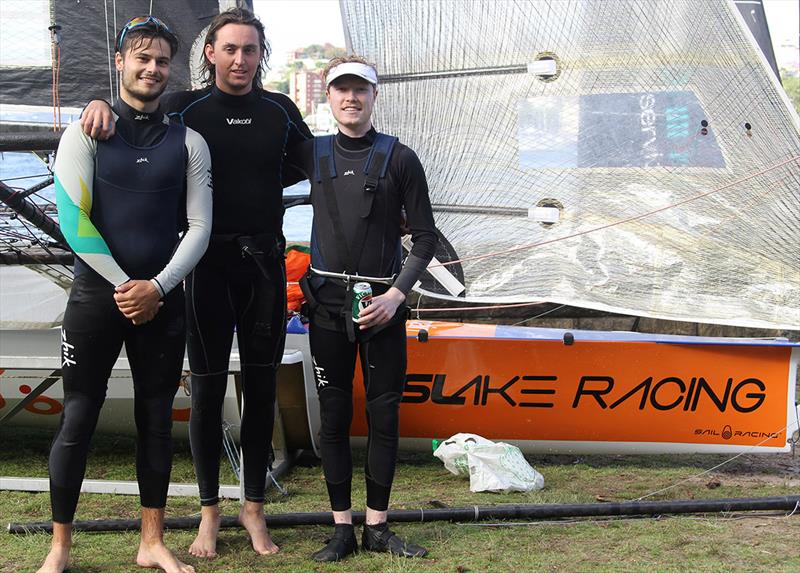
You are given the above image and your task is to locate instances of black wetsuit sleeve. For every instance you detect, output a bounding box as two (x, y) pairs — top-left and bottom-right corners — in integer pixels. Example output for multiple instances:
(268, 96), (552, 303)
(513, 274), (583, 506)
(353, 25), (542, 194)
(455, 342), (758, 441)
(81, 91), (193, 125)
(159, 92), (180, 113)
(281, 96), (314, 188)
(392, 146), (438, 294)
(284, 138), (314, 187)
(160, 90), (199, 115)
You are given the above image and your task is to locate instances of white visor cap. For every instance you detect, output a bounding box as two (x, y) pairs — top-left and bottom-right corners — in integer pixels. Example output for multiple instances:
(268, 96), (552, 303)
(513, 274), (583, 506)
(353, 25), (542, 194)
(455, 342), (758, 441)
(326, 62), (378, 87)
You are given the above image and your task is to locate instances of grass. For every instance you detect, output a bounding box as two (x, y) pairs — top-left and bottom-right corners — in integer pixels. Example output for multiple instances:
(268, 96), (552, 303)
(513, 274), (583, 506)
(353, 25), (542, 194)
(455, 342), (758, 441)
(1, 426), (800, 572)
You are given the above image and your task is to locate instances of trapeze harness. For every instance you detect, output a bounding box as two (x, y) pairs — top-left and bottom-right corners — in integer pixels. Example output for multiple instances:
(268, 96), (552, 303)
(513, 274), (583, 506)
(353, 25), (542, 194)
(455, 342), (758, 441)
(300, 131), (414, 512)
(170, 86), (309, 506)
(300, 132), (406, 342)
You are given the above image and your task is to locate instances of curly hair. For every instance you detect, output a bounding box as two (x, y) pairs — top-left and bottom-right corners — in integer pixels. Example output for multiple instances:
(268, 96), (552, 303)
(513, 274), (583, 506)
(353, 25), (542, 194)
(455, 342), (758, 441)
(322, 55), (378, 85)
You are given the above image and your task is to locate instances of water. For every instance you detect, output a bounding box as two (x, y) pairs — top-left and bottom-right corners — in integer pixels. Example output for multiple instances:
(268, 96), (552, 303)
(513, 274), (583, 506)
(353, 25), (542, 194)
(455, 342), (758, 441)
(0, 151), (53, 193)
(0, 151), (314, 243)
(283, 181), (313, 242)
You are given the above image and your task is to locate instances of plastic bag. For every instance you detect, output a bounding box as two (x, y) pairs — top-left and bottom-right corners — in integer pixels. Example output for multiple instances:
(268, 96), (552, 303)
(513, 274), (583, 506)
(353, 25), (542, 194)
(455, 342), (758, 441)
(433, 433), (545, 493)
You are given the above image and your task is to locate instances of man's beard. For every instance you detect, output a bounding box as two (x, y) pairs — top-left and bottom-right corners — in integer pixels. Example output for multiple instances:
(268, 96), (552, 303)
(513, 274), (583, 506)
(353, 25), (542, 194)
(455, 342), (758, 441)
(122, 74), (167, 103)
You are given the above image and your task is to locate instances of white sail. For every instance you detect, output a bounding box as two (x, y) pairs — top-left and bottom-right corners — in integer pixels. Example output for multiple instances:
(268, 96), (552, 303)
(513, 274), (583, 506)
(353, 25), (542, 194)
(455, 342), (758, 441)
(340, 0), (800, 330)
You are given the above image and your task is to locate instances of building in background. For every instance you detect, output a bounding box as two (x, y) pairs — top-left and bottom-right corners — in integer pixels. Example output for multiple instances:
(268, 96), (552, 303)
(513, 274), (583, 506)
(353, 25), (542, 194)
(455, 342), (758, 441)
(289, 68), (325, 116)
(262, 42), (345, 132)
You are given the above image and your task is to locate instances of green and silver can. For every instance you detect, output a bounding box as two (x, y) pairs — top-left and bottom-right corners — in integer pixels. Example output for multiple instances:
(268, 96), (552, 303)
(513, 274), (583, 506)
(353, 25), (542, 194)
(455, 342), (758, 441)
(352, 282), (373, 321)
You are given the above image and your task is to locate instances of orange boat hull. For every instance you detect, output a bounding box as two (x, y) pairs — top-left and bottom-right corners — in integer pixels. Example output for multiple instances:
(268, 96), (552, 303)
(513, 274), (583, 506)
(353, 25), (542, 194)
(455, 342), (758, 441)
(349, 321), (798, 453)
(2, 321), (797, 454)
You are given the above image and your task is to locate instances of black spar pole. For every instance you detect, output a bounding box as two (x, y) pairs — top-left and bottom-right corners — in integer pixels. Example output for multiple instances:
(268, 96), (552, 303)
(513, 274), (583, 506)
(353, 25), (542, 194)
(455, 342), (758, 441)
(0, 180), (66, 247)
(9, 495), (800, 534)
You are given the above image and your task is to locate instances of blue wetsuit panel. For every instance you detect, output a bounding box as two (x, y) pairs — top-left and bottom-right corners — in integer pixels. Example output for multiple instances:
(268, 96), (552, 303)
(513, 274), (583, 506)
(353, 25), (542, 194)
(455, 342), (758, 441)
(79, 123), (186, 280)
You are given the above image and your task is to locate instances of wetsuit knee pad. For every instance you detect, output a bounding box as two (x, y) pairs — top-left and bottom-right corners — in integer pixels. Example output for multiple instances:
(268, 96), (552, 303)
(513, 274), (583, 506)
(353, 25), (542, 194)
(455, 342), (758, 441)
(59, 393), (104, 440)
(189, 372), (228, 414)
(240, 364), (277, 403)
(365, 391), (401, 437)
(135, 394), (174, 436)
(318, 387), (354, 485)
(318, 387), (353, 437)
(365, 392), (401, 487)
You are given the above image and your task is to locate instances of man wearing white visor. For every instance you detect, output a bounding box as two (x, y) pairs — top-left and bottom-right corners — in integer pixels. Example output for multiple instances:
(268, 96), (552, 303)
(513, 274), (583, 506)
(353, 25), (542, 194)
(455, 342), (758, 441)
(288, 56), (438, 562)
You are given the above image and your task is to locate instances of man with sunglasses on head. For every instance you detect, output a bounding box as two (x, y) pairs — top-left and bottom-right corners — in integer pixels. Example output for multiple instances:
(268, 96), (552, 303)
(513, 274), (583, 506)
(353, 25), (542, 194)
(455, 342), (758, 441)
(38, 16), (212, 573)
(82, 7), (311, 559)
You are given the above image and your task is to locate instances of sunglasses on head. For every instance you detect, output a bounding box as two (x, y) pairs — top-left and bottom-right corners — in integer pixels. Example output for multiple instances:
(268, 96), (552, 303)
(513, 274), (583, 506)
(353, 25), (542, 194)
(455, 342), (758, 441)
(117, 15), (171, 52)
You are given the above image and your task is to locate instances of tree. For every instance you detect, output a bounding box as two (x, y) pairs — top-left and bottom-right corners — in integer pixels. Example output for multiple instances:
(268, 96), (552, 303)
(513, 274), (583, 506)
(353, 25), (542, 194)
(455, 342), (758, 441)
(266, 43), (346, 97)
(265, 79), (289, 94)
(780, 72), (800, 114)
(293, 43), (346, 61)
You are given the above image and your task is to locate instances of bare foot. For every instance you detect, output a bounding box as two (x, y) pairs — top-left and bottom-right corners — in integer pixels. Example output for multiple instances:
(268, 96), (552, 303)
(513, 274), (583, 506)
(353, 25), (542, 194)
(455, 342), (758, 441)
(239, 501), (279, 555)
(188, 505), (221, 559)
(36, 543), (70, 573)
(136, 540), (195, 573)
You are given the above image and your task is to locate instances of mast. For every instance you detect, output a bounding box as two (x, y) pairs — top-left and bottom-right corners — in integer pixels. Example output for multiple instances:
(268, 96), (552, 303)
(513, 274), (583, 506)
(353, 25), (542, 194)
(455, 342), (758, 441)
(732, 0), (782, 80)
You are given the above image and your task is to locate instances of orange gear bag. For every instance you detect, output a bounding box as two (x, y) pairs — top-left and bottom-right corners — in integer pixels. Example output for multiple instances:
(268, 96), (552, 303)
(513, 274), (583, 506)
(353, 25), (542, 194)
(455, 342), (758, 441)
(285, 245), (310, 312)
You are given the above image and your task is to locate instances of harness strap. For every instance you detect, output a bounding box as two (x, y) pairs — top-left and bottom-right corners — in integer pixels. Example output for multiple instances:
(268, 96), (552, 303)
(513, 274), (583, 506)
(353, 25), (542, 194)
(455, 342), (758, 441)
(299, 271), (332, 321)
(309, 265), (395, 285)
(311, 132), (400, 341)
(360, 150), (382, 218)
(313, 135), (336, 182)
(319, 154), (355, 273)
(300, 269), (408, 343)
(362, 134), (397, 215)
(364, 133), (398, 179)
(236, 234), (284, 337)
(210, 232), (283, 257)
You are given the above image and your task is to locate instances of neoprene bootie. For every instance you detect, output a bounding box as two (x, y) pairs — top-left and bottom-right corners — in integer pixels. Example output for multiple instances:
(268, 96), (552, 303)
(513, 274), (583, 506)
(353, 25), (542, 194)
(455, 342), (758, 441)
(311, 523), (358, 562)
(361, 522), (428, 558)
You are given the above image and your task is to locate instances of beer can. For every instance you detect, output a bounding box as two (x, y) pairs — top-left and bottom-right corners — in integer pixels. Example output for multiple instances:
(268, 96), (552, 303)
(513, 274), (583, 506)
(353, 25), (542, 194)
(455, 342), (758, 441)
(352, 282), (373, 321)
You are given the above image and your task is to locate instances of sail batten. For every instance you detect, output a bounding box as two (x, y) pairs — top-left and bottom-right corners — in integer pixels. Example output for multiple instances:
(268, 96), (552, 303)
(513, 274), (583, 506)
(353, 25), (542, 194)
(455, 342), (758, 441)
(341, 0), (800, 330)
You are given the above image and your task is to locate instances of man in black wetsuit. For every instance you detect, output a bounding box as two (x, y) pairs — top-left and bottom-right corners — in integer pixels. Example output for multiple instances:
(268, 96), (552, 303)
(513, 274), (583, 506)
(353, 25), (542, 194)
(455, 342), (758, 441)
(288, 56), (438, 562)
(81, 7), (311, 558)
(39, 17), (212, 573)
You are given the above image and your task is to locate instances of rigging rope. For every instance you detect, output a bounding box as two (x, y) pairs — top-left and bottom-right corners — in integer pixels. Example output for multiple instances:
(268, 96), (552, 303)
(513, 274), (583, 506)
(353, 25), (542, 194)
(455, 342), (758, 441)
(113, 0), (118, 100)
(510, 304), (568, 326)
(428, 154), (800, 270)
(412, 301), (547, 314)
(49, 26), (61, 131)
(103, 0), (114, 103)
(631, 415), (800, 502)
(0, 174), (51, 183)
(408, 301), (569, 323)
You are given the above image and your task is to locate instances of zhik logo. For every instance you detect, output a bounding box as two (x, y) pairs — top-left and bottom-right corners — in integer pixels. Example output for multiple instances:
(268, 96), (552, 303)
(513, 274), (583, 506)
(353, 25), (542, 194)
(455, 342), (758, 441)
(61, 329), (76, 367)
(226, 118), (252, 125)
(134, 114), (150, 121)
(136, 157), (149, 164)
(312, 357), (328, 388)
(343, 170), (355, 176)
